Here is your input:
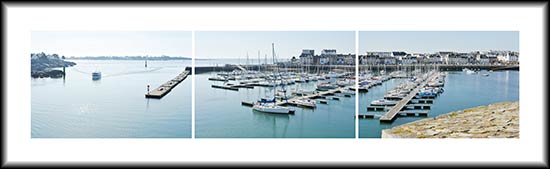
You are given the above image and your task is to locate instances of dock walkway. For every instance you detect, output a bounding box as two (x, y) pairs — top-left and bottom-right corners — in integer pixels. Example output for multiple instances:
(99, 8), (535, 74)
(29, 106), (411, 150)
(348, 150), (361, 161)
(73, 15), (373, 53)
(145, 68), (189, 98)
(379, 73), (439, 122)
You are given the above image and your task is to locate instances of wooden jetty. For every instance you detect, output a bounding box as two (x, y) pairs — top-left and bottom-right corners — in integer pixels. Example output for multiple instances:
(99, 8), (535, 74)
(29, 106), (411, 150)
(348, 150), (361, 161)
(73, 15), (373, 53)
(379, 73), (439, 122)
(145, 69), (189, 99)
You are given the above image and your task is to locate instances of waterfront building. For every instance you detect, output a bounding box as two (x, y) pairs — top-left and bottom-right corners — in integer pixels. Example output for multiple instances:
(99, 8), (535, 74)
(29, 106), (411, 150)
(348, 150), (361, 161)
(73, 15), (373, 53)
(400, 54), (418, 64)
(321, 49), (337, 55)
(359, 54), (378, 65)
(336, 53), (355, 65)
(318, 55), (330, 65)
(299, 49), (315, 65)
(497, 51), (519, 64)
(446, 53), (472, 65)
(392, 51), (407, 60)
(477, 54), (491, 65)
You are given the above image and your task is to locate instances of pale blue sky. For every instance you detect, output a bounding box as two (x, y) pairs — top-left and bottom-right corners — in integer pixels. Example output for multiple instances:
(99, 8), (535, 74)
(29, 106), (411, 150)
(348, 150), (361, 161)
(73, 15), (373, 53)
(31, 31), (192, 57)
(196, 31), (355, 59)
(359, 31), (519, 54)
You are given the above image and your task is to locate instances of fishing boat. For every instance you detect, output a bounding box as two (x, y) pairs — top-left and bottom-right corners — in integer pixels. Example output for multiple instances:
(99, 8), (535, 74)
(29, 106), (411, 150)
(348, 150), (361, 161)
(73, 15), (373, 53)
(92, 71), (101, 80)
(481, 73), (490, 77)
(371, 99), (397, 106)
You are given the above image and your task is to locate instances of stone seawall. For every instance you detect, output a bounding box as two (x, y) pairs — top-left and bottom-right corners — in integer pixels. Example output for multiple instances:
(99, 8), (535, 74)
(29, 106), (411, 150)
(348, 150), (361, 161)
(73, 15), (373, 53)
(381, 101), (519, 138)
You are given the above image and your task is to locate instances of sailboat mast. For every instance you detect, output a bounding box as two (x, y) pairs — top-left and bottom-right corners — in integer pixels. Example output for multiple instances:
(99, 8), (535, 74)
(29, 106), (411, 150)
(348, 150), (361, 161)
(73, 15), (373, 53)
(272, 43), (276, 65)
(272, 43), (278, 73)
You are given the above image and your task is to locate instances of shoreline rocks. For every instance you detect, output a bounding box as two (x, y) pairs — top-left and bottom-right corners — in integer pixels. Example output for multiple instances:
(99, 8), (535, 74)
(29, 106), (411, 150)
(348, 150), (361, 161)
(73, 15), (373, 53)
(31, 69), (65, 78)
(381, 101), (519, 138)
(31, 52), (76, 78)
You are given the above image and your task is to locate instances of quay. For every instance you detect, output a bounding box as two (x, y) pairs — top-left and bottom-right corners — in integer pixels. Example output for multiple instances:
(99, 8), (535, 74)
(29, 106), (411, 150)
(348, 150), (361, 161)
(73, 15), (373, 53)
(145, 69), (190, 99)
(379, 72), (439, 122)
(195, 64), (518, 74)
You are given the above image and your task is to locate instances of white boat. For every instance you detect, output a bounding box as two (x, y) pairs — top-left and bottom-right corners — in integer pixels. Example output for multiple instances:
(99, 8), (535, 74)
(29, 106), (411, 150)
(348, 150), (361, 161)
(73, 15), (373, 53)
(92, 71), (101, 80)
(295, 78), (306, 83)
(464, 68), (476, 74)
(384, 93), (406, 99)
(252, 102), (294, 114)
(289, 98), (316, 108)
(481, 73), (490, 76)
(336, 79), (353, 87)
(317, 82), (337, 91)
(275, 90), (288, 99)
(427, 81), (444, 87)
(341, 89), (356, 95)
(371, 99), (397, 106)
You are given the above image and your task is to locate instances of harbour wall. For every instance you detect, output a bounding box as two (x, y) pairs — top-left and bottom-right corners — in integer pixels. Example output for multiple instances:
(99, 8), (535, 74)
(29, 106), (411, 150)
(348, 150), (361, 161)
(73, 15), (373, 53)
(194, 64), (519, 74)
(381, 101), (519, 138)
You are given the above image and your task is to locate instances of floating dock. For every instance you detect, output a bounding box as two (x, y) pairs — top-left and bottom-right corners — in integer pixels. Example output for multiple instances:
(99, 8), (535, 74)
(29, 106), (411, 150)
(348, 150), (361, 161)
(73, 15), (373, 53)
(397, 111), (429, 117)
(409, 99), (434, 104)
(212, 84), (239, 91)
(357, 114), (379, 119)
(379, 73), (439, 122)
(367, 106), (390, 111)
(145, 69), (189, 99)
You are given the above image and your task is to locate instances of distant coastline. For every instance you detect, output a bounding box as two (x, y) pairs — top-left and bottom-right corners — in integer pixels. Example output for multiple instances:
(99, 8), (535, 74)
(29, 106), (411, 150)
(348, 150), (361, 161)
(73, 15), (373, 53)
(68, 56), (191, 60)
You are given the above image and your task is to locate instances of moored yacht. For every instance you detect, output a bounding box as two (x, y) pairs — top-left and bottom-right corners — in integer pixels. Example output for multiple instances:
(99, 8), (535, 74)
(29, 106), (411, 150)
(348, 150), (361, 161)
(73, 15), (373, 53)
(371, 99), (397, 106)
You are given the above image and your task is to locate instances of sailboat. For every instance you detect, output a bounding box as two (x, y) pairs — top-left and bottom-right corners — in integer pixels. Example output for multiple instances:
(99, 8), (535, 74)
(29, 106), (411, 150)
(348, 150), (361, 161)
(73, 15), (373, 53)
(252, 43), (294, 114)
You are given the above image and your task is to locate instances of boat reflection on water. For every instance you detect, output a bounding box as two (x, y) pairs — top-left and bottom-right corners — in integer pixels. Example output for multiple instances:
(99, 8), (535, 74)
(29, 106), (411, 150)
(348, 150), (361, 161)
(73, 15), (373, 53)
(252, 110), (290, 138)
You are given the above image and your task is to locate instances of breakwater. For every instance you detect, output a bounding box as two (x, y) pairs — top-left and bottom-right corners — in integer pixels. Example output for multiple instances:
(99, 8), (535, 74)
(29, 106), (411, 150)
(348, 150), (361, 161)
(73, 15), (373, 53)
(381, 101), (519, 138)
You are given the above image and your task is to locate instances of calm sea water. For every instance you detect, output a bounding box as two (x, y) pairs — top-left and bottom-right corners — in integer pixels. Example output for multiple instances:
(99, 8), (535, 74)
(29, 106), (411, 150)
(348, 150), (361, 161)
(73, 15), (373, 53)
(31, 60), (192, 138)
(195, 73), (356, 138)
(358, 70), (520, 138)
